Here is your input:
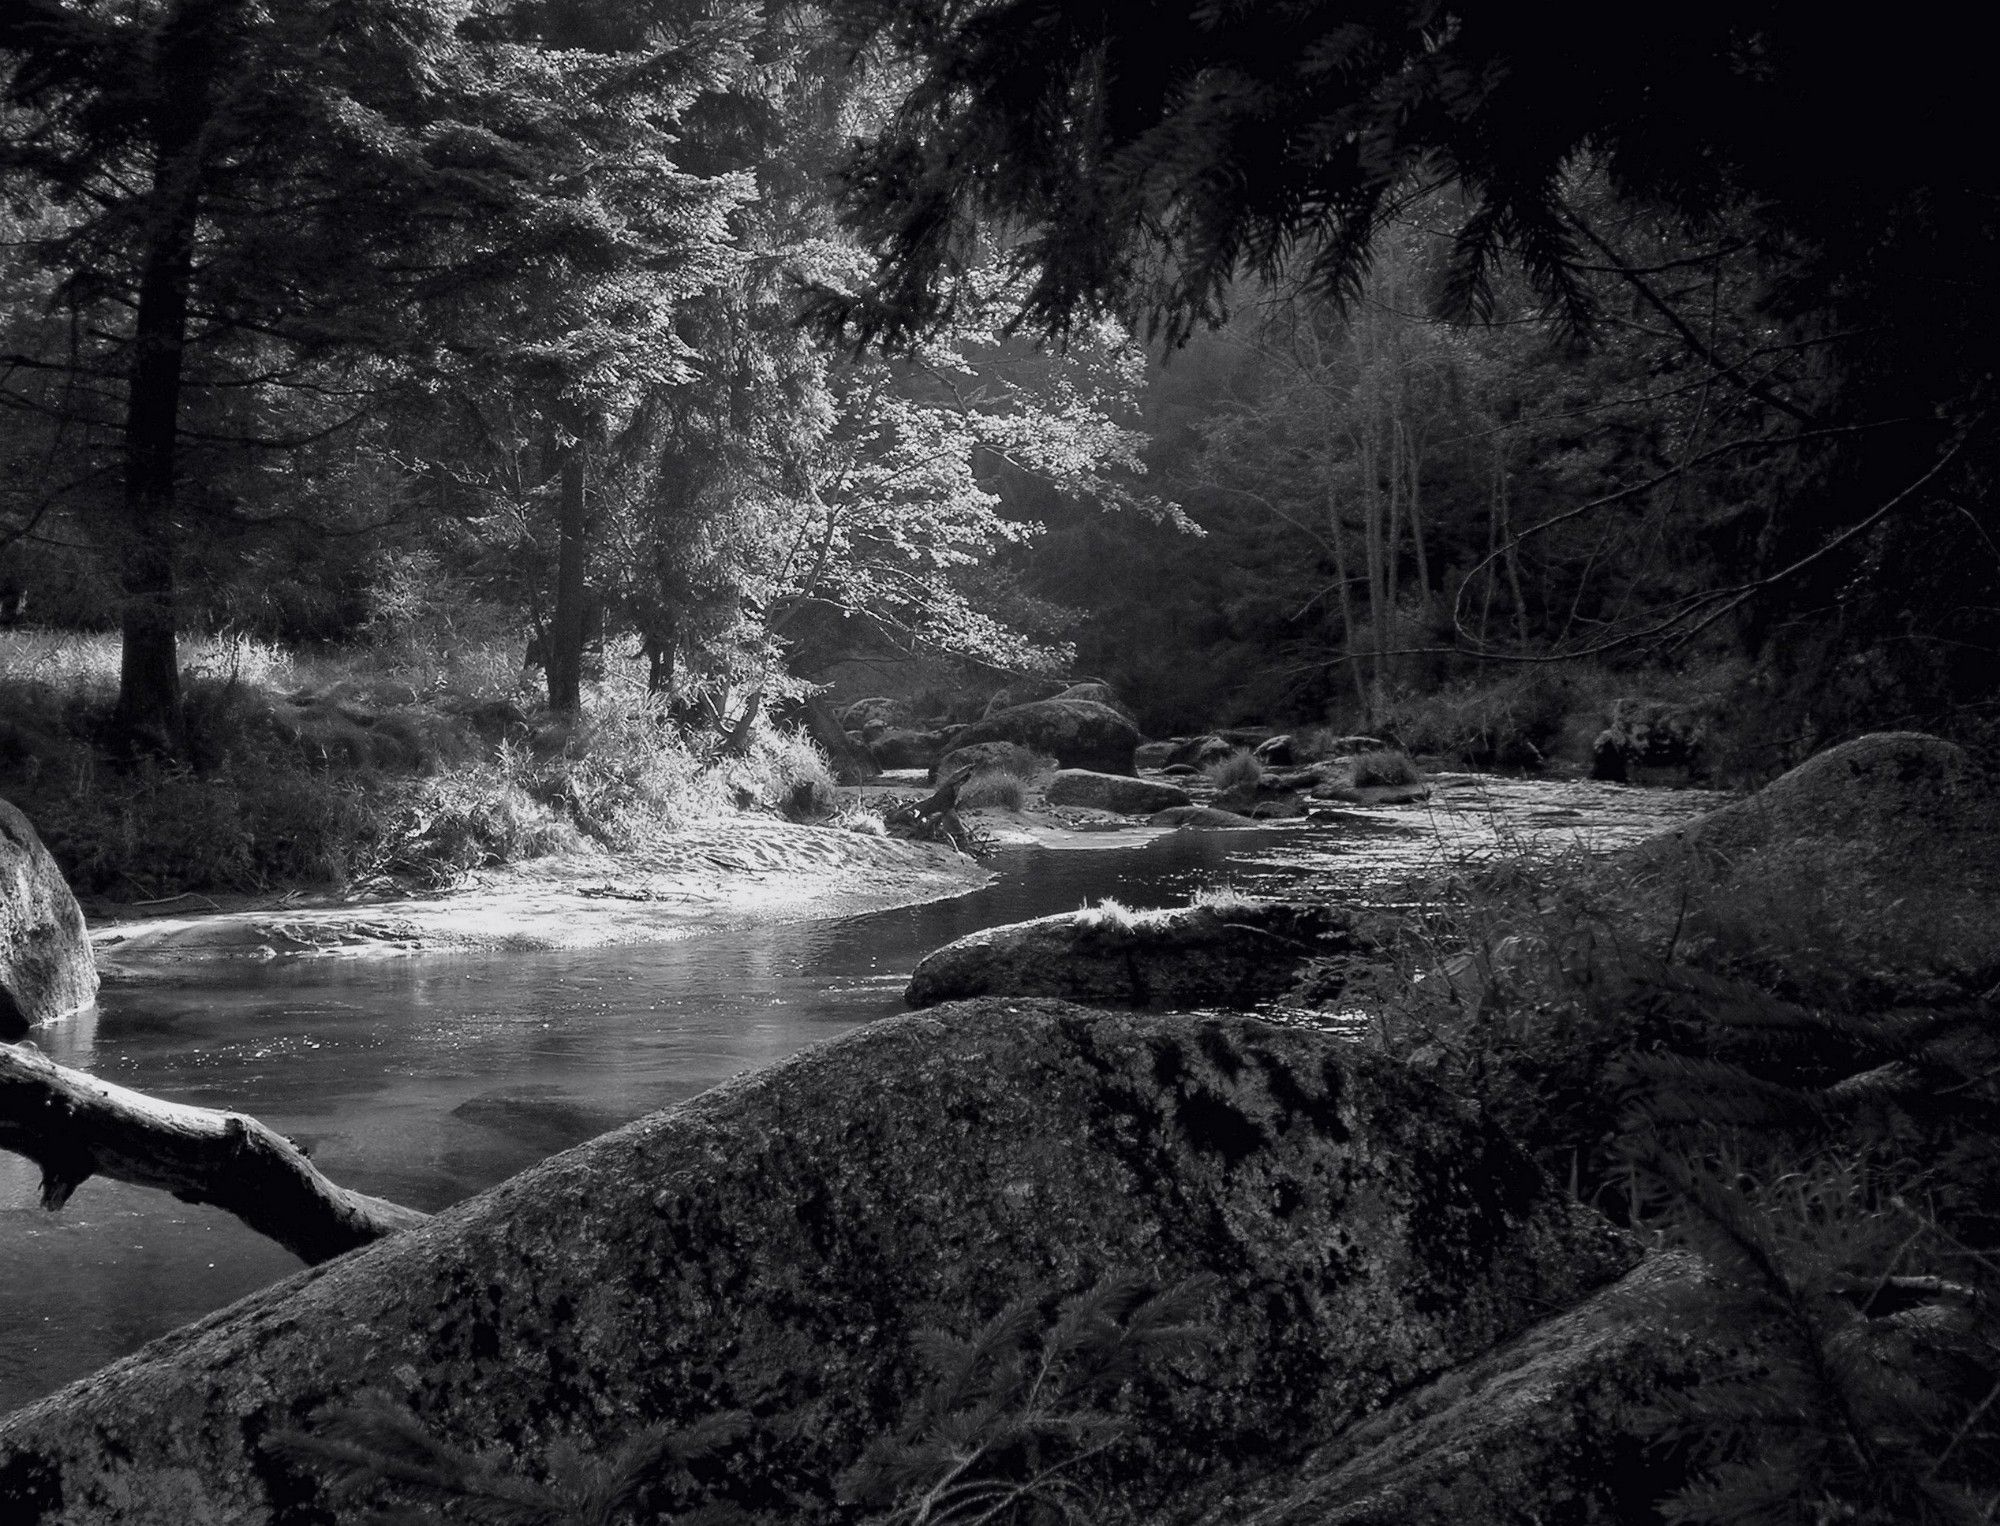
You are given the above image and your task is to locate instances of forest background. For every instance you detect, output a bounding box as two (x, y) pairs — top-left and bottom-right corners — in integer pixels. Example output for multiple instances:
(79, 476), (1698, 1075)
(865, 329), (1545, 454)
(3, 0), (1996, 897)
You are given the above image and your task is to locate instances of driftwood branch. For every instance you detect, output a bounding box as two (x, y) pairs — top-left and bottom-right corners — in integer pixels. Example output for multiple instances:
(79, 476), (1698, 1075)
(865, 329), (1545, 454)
(0, 1042), (429, 1265)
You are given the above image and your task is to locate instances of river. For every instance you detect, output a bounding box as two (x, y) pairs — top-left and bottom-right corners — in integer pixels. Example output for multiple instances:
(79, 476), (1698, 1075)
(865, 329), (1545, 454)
(0, 775), (1712, 1414)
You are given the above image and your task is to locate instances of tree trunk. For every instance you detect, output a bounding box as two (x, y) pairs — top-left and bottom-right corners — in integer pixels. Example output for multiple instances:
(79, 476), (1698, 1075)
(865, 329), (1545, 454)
(800, 692), (877, 783)
(0, 1042), (427, 1265)
(547, 440), (589, 716)
(111, 136), (206, 751)
(1324, 459), (1369, 714)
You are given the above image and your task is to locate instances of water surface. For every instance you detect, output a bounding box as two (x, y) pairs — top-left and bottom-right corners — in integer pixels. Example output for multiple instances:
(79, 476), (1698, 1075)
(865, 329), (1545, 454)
(0, 777), (1711, 1413)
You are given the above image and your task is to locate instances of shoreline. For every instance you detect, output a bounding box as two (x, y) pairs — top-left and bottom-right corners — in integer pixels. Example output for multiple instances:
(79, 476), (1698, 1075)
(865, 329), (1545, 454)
(84, 815), (994, 978)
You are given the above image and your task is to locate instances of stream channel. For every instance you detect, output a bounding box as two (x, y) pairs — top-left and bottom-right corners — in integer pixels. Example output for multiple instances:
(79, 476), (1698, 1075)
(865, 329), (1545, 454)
(0, 775), (1713, 1414)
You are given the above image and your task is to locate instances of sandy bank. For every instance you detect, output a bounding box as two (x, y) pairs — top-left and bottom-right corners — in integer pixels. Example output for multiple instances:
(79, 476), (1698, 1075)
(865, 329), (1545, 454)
(86, 817), (990, 975)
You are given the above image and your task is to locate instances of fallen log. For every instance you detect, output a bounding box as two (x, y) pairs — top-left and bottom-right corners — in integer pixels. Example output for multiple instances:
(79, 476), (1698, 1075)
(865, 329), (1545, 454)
(0, 1041), (428, 1265)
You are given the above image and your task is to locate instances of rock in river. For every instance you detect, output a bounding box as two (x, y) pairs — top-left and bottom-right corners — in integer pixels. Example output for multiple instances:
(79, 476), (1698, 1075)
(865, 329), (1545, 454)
(1043, 769), (1190, 814)
(906, 900), (1365, 1008)
(941, 698), (1140, 775)
(0, 795), (97, 1040)
(0, 1001), (1632, 1526)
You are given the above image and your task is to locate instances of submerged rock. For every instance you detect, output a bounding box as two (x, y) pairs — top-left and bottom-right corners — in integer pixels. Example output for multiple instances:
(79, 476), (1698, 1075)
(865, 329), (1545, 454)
(907, 900), (1362, 1008)
(943, 698), (1140, 775)
(0, 795), (97, 1040)
(0, 1002), (1633, 1525)
(1044, 769), (1191, 814)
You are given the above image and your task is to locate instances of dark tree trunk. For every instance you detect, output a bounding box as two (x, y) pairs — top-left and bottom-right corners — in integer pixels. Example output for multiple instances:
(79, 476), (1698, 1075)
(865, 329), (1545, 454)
(547, 441), (589, 716)
(111, 7), (228, 750)
(801, 692), (877, 783)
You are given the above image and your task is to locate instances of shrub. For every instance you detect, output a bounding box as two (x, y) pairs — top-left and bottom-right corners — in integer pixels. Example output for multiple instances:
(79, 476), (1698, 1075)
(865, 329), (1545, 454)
(957, 769), (1026, 810)
(1347, 749), (1422, 787)
(1201, 748), (1263, 791)
(1378, 668), (1575, 768)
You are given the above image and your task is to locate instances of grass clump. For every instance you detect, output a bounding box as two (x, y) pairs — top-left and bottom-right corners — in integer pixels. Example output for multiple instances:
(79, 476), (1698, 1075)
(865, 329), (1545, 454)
(1200, 748), (1263, 791)
(1347, 749), (1422, 788)
(1376, 668), (1577, 768)
(958, 770), (1027, 810)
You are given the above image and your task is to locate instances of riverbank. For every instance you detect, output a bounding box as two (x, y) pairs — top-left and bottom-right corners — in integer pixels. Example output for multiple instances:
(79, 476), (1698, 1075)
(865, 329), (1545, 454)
(85, 817), (989, 975)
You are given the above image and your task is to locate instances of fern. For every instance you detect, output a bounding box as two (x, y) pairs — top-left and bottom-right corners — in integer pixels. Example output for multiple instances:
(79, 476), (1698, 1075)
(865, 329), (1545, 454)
(270, 1393), (751, 1526)
(839, 1274), (1217, 1526)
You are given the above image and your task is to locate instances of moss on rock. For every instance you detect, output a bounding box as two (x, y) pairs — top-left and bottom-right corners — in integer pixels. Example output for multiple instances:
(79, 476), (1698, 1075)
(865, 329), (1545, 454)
(0, 1002), (1633, 1526)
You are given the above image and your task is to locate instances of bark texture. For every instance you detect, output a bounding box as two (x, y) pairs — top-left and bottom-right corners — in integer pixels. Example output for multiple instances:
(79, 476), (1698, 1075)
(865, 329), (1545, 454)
(0, 1002), (1633, 1525)
(0, 1043), (427, 1265)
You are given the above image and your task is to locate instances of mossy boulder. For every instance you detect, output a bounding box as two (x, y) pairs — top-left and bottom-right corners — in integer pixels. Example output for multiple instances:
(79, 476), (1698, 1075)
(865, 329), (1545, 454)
(1044, 770), (1191, 814)
(0, 796), (97, 1040)
(1213, 1253), (1726, 1525)
(906, 901), (1362, 1008)
(944, 699), (1140, 776)
(1619, 732), (2000, 999)
(0, 1004), (1634, 1526)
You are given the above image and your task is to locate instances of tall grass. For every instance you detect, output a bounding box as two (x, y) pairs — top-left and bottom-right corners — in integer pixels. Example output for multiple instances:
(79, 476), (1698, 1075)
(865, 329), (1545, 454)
(1200, 748), (1263, 791)
(0, 629), (848, 898)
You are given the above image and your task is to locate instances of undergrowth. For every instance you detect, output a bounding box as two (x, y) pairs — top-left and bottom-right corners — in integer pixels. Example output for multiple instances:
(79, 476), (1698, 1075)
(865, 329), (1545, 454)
(0, 630), (851, 898)
(1199, 749), (1262, 791)
(1330, 846), (2000, 1521)
(276, 1274), (1214, 1526)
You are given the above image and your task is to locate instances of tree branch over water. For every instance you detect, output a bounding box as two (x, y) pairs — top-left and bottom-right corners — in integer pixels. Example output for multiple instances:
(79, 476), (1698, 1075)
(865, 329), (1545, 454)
(0, 1043), (428, 1265)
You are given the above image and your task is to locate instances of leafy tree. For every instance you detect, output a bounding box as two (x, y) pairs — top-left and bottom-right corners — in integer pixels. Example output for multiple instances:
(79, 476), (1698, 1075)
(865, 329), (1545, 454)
(819, 1), (2000, 747)
(0, 0), (755, 735)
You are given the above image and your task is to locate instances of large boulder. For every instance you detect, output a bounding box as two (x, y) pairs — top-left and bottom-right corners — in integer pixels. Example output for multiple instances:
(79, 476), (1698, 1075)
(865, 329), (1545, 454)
(1053, 681), (1136, 721)
(979, 675), (1071, 717)
(907, 901), (1364, 1009)
(1044, 769), (1191, 814)
(1618, 732), (2000, 998)
(943, 698), (1140, 775)
(0, 1003), (1633, 1525)
(1210, 1252), (1725, 1526)
(0, 796), (97, 1040)
(1167, 735), (1235, 769)
(839, 696), (910, 734)
(1253, 734), (1295, 766)
(869, 727), (949, 770)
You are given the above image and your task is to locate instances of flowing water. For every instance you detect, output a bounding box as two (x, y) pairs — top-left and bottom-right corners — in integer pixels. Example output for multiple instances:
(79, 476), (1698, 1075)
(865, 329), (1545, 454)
(0, 775), (1713, 1414)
